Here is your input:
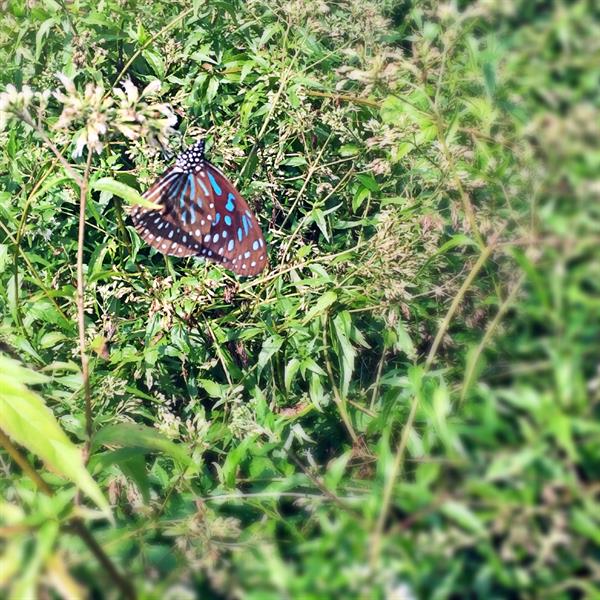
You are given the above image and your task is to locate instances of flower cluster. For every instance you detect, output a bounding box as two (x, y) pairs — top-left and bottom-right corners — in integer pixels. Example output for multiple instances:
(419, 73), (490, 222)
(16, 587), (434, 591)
(0, 84), (50, 130)
(53, 74), (112, 157)
(113, 79), (176, 149)
(0, 74), (177, 158)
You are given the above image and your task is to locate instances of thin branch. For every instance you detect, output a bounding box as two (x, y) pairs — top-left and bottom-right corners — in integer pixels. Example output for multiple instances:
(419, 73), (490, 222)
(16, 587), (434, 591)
(278, 132), (333, 233)
(67, 520), (136, 600)
(110, 7), (195, 89)
(305, 89), (381, 108)
(0, 428), (52, 495)
(369, 231), (502, 567)
(0, 429), (135, 599)
(22, 112), (83, 187)
(460, 273), (525, 402)
(77, 149), (94, 439)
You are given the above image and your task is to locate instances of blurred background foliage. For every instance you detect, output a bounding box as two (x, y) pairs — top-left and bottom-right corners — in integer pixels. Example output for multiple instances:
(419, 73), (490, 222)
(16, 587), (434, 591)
(0, 0), (599, 598)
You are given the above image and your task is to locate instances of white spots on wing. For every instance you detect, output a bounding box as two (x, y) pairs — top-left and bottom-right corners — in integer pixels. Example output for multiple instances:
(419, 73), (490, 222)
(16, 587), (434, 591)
(243, 251), (250, 258)
(182, 235), (187, 242)
(209, 202), (214, 209)
(251, 261), (256, 267)
(195, 229), (201, 236)
(218, 247), (224, 255)
(242, 263), (247, 270)
(161, 243), (167, 249)
(204, 234), (211, 243)
(213, 233), (220, 243)
(222, 230), (227, 238)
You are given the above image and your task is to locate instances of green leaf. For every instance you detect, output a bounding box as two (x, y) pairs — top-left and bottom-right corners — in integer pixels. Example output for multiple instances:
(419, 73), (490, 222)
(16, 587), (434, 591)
(332, 312), (356, 397)
(302, 290), (337, 324)
(91, 178), (157, 209)
(0, 355), (110, 517)
(258, 335), (284, 373)
(442, 501), (486, 536)
(285, 358), (301, 393)
(92, 423), (192, 467)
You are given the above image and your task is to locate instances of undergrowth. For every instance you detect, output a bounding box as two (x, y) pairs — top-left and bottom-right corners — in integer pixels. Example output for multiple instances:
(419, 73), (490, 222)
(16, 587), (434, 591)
(0, 0), (599, 598)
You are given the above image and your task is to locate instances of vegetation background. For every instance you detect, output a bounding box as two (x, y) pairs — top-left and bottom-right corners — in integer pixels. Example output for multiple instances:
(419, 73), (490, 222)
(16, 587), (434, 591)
(1, 0), (599, 598)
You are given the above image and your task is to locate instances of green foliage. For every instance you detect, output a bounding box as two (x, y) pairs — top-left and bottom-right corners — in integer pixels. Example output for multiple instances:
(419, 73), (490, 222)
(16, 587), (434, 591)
(0, 0), (599, 598)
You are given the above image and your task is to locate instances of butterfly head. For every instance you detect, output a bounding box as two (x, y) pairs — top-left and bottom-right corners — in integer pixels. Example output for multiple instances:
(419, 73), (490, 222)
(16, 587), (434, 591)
(175, 139), (206, 174)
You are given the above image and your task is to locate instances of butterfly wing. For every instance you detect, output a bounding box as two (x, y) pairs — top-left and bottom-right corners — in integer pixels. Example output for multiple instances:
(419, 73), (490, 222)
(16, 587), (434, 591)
(131, 144), (267, 276)
(198, 162), (268, 276)
(131, 168), (220, 258)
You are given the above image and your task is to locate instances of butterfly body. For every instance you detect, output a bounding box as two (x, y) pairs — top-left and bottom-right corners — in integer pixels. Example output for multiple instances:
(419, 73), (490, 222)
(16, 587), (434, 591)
(131, 140), (267, 276)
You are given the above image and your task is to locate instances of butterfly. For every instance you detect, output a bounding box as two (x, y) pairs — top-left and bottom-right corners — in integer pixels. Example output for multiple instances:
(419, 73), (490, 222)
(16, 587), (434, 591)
(130, 139), (267, 276)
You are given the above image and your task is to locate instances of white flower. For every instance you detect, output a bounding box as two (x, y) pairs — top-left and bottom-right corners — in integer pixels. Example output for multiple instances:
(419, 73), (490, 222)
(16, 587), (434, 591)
(142, 79), (161, 97)
(122, 78), (139, 104)
(56, 73), (76, 95)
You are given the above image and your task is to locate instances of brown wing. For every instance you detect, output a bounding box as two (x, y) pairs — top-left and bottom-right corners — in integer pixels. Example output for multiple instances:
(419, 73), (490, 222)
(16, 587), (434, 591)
(201, 163), (268, 276)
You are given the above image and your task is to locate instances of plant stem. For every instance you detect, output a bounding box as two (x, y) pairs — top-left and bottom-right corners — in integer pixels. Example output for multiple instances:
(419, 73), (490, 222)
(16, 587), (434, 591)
(67, 520), (136, 600)
(0, 428), (52, 494)
(460, 272), (525, 402)
(369, 232), (501, 568)
(305, 90), (381, 108)
(78, 149), (93, 439)
(0, 429), (135, 599)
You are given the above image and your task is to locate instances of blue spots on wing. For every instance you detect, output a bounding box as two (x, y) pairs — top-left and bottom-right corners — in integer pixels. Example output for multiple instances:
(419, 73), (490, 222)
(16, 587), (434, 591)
(198, 177), (209, 197)
(190, 175), (200, 207)
(179, 178), (188, 208)
(225, 193), (235, 212)
(190, 205), (196, 224)
(182, 210), (188, 225)
(214, 212), (221, 225)
(208, 172), (222, 195)
(237, 228), (243, 242)
(242, 215), (250, 235)
(227, 239), (234, 252)
(224, 215), (232, 226)
(252, 240), (259, 251)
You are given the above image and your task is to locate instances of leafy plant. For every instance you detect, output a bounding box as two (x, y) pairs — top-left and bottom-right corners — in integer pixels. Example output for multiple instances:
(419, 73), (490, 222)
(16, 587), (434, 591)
(0, 0), (598, 598)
